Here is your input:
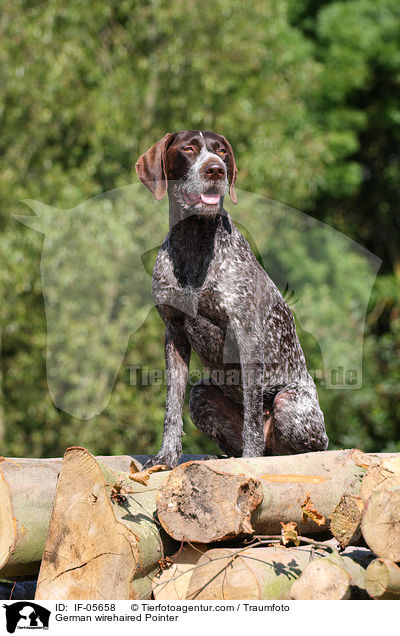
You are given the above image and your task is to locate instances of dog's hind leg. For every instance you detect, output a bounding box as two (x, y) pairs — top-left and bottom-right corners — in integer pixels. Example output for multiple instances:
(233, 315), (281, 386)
(189, 379), (245, 457)
(270, 386), (329, 455)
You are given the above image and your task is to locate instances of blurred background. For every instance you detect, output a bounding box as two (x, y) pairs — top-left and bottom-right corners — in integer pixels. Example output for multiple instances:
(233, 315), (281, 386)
(0, 0), (399, 458)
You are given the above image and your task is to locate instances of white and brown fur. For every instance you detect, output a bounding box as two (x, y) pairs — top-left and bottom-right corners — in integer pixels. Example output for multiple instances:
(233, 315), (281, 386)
(135, 130), (329, 468)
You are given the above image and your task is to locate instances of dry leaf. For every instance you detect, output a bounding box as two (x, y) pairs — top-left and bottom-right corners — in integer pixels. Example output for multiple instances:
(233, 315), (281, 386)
(129, 472), (150, 485)
(280, 521), (300, 546)
(146, 464), (169, 474)
(129, 459), (142, 473)
(110, 476), (133, 502)
(129, 463), (169, 486)
(301, 494), (325, 526)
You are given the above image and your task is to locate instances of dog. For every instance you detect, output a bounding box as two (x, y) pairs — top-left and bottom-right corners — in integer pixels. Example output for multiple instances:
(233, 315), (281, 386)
(135, 130), (329, 468)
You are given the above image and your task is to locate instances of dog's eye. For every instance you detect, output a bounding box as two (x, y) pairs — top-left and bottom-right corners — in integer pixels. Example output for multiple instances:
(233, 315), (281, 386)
(182, 146), (194, 153)
(217, 148), (227, 155)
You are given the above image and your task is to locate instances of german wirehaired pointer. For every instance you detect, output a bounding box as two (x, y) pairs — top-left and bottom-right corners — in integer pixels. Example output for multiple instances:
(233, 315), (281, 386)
(135, 130), (329, 468)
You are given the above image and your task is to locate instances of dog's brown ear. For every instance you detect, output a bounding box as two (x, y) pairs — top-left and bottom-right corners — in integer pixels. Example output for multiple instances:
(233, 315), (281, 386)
(135, 133), (174, 200)
(219, 134), (238, 204)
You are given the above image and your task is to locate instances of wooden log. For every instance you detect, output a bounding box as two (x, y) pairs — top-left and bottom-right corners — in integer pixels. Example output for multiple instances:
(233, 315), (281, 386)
(35, 447), (177, 600)
(0, 457), (61, 578)
(156, 450), (370, 543)
(330, 494), (364, 548)
(154, 543), (373, 601)
(0, 453), (208, 579)
(330, 454), (400, 549)
(290, 558), (351, 600)
(361, 487), (400, 561)
(360, 455), (400, 503)
(324, 547), (372, 598)
(185, 546), (313, 600)
(158, 465), (263, 543)
(152, 544), (208, 600)
(0, 449), (393, 582)
(365, 559), (400, 600)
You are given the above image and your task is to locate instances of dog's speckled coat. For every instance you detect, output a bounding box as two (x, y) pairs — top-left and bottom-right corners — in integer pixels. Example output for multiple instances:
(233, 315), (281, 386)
(136, 130), (328, 468)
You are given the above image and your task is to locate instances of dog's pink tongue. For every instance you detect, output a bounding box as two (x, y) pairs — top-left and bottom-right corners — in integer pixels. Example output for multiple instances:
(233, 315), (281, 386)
(201, 193), (221, 205)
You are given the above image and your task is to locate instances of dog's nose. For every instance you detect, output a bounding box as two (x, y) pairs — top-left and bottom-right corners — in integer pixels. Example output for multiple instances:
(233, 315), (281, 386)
(202, 161), (226, 180)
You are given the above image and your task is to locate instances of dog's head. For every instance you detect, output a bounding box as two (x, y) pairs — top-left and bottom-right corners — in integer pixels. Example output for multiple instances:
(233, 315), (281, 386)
(135, 130), (238, 214)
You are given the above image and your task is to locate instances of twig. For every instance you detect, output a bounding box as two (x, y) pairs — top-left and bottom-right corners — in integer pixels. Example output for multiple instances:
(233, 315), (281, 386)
(142, 533), (336, 599)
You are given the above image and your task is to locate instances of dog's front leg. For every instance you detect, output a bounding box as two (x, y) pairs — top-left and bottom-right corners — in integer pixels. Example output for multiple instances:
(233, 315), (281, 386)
(241, 359), (265, 456)
(145, 321), (191, 469)
(231, 323), (265, 457)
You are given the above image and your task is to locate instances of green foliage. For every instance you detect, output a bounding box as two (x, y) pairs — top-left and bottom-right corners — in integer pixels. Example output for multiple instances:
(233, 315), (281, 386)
(290, 0), (400, 269)
(321, 273), (400, 452)
(0, 0), (398, 457)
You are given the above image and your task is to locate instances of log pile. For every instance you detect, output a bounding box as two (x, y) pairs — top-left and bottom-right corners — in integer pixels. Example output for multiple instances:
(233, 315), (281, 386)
(0, 447), (399, 600)
(151, 449), (400, 600)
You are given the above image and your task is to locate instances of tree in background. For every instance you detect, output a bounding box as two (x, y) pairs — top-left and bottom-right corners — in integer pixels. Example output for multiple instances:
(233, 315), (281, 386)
(289, 0), (400, 450)
(0, 0), (398, 457)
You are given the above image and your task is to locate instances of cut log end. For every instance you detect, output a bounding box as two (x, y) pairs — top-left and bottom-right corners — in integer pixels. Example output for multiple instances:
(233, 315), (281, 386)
(35, 448), (140, 599)
(361, 457), (400, 504)
(365, 559), (400, 600)
(152, 545), (208, 600)
(330, 494), (363, 548)
(290, 559), (351, 600)
(156, 462), (263, 543)
(361, 488), (400, 562)
(186, 547), (312, 600)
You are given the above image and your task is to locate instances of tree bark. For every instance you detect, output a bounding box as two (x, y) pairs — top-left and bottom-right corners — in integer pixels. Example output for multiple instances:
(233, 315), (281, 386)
(0, 456), (61, 578)
(361, 488), (400, 562)
(34, 447), (178, 600)
(365, 559), (400, 600)
(156, 450), (370, 543)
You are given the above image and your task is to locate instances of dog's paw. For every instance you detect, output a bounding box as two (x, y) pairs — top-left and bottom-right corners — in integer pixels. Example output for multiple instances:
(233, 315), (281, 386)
(143, 452), (180, 471)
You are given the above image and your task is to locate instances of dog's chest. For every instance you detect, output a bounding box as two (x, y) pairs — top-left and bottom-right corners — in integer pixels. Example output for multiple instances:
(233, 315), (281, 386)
(152, 219), (254, 366)
(153, 252), (231, 364)
(182, 284), (229, 365)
